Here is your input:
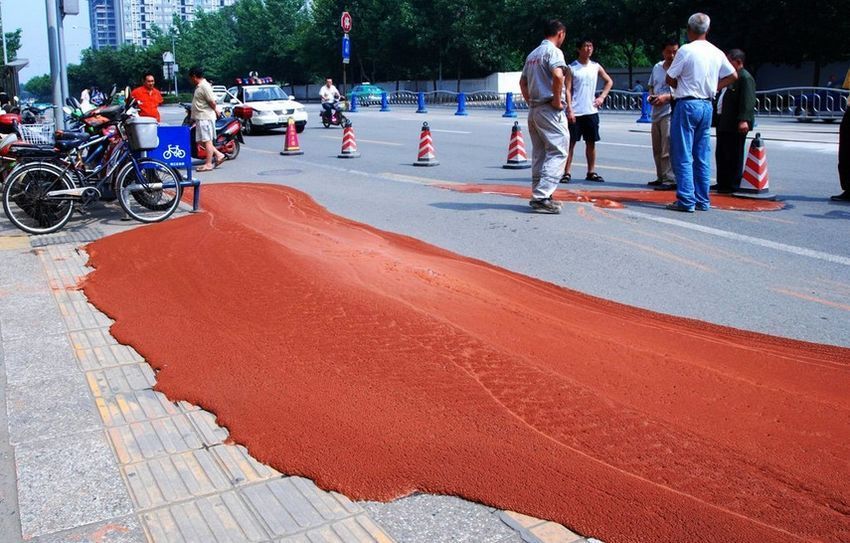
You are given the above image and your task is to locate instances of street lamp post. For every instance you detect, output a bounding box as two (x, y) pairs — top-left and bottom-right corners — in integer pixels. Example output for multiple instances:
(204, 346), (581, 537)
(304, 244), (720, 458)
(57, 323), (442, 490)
(45, 0), (64, 128)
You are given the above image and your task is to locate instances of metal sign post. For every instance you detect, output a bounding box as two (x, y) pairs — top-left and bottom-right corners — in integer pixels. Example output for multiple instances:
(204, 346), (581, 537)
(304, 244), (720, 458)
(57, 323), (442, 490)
(341, 12), (351, 96)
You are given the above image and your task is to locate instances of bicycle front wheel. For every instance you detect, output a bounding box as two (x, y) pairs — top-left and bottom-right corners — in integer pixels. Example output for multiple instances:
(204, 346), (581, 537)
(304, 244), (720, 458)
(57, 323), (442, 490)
(3, 162), (75, 235)
(116, 158), (183, 223)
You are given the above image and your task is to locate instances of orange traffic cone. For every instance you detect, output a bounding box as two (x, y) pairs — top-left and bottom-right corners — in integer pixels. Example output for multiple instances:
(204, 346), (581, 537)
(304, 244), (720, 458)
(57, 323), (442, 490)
(733, 133), (775, 200)
(337, 120), (361, 158)
(279, 117), (304, 156)
(503, 121), (530, 169)
(413, 122), (439, 167)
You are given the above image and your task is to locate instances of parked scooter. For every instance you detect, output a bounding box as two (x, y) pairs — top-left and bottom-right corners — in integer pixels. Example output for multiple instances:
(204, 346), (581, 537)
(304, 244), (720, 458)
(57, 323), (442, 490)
(321, 98), (348, 128)
(179, 104), (244, 160)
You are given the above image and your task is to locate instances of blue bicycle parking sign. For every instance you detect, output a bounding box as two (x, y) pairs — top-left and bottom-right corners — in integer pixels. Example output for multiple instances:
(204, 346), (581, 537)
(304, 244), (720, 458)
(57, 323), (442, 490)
(149, 126), (191, 170)
(147, 125), (201, 211)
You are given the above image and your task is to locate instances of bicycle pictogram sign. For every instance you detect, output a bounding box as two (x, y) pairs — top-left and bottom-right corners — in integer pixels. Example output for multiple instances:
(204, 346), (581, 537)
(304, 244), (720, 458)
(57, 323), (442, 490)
(162, 144), (186, 160)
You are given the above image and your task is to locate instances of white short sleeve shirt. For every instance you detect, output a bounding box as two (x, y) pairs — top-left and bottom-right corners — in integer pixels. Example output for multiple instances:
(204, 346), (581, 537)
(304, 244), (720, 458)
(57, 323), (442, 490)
(569, 60), (601, 116)
(666, 40), (734, 100)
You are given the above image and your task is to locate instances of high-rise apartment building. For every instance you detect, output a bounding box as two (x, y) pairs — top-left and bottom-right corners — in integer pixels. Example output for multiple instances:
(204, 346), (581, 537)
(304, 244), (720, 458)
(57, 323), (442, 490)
(89, 0), (236, 49)
(89, 0), (124, 49)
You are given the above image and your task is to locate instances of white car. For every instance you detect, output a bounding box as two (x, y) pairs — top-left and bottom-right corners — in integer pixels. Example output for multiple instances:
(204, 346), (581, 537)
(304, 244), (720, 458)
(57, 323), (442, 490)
(220, 84), (307, 134)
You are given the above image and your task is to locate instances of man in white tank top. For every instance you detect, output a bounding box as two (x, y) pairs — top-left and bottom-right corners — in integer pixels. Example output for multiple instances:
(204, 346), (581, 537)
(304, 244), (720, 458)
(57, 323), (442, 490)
(563, 38), (613, 183)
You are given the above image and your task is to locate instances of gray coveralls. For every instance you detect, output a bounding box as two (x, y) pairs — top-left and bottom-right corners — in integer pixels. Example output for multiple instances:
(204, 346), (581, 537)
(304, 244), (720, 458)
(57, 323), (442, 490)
(521, 40), (570, 200)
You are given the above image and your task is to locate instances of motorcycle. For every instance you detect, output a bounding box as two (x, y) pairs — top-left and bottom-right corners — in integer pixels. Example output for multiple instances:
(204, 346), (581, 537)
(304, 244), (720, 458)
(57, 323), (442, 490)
(321, 98), (348, 128)
(179, 104), (243, 161)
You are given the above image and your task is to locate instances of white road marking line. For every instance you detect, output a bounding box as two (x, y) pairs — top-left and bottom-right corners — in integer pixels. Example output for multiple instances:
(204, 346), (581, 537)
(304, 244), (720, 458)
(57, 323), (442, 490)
(430, 129), (472, 134)
(599, 141), (653, 149)
(620, 208), (850, 267)
(244, 145), (848, 267)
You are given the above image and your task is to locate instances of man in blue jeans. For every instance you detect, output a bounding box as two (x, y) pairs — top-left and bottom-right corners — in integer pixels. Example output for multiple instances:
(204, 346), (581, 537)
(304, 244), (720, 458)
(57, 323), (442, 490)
(665, 13), (737, 212)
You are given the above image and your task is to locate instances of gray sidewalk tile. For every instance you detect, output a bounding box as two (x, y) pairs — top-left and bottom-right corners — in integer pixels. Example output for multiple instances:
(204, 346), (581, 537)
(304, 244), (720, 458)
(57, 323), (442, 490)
(94, 389), (182, 427)
(363, 494), (521, 543)
(208, 444), (280, 486)
(186, 409), (229, 446)
(15, 430), (133, 539)
(240, 479), (319, 536)
(6, 374), (102, 445)
(141, 491), (269, 543)
(30, 515), (146, 543)
(123, 449), (232, 510)
(107, 415), (204, 464)
(3, 334), (80, 388)
(0, 249), (45, 290)
(70, 328), (145, 371)
(86, 364), (157, 397)
(39, 244), (91, 289)
(0, 292), (67, 342)
(53, 289), (114, 332)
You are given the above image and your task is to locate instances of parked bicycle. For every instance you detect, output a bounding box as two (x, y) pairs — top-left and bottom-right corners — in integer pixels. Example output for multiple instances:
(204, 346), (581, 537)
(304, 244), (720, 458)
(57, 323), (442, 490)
(2, 97), (183, 235)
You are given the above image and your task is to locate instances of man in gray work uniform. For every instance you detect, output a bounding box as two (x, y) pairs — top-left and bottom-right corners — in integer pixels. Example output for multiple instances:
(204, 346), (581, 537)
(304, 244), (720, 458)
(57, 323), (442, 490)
(520, 19), (570, 214)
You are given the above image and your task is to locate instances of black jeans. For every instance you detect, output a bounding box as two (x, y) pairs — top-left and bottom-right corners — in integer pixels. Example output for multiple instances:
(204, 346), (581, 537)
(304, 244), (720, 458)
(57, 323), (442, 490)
(715, 130), (747, 191)
(840, 108), (850, 192)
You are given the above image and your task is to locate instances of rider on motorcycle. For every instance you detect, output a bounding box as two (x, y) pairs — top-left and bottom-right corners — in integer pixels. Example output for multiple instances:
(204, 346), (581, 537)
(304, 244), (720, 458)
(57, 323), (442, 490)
(319, 78), (342, 120)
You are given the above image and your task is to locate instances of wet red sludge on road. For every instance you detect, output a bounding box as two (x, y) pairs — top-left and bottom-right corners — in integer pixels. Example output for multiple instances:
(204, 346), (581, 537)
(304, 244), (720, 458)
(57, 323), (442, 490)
(435, 183), (786, 211)
(83, 183), (848, 543)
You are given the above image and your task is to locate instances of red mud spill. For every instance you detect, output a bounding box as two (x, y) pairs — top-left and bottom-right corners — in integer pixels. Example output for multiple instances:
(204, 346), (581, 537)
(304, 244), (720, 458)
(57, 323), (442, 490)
(83, 183), (848, 543)
(435, 183), (786, 211)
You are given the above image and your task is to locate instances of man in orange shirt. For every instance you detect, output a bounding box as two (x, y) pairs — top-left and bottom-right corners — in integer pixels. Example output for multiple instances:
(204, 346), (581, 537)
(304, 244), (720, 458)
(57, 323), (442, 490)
(130, 72), (164, 122)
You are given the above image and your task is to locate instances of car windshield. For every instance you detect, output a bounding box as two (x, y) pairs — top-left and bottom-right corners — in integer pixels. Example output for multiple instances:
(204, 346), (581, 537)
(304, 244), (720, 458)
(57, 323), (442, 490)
(244, 86), (289, 102)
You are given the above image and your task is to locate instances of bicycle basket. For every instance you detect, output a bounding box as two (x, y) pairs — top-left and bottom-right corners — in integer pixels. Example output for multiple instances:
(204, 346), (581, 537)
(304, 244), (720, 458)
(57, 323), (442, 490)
(19, 123), (55, 145)
(126, 116), (160, 151)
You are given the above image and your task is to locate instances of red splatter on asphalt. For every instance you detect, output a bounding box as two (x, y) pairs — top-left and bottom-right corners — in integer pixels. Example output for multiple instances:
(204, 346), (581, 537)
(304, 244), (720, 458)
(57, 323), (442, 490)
(83, 183), (848, 543)
(435, 183), (786, 211)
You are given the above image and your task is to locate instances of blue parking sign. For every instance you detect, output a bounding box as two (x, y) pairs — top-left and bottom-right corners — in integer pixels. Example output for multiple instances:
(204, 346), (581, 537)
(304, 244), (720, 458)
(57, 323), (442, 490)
(342, 34), (351, 64)
(149, 126), (192, 169)
(147, 125), (201, 211)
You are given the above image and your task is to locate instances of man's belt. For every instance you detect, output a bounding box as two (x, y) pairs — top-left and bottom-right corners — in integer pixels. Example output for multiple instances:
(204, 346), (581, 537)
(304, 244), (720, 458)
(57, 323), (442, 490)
(676, 96), (711, 101)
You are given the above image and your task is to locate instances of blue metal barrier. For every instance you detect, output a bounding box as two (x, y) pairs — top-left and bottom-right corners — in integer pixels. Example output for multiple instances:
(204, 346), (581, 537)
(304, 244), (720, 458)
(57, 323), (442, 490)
(455, 92), (468, 116)
(416, 92), (428, 114)
(503, 92), (517, 118)
(636, 92), (652, 123)
(349, 94), (359, 113)
(380, 92), (391, 112)
(148, 126), (200, 211)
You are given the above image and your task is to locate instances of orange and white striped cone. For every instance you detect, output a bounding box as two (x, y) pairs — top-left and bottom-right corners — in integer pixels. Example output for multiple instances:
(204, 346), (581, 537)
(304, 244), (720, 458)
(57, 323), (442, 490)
(337, 120), (361, 158)
(279, 117), (304, 156)
(503, 121), (531, 169)
(733, 133), (776, 200)
(413, 122), (439, 167)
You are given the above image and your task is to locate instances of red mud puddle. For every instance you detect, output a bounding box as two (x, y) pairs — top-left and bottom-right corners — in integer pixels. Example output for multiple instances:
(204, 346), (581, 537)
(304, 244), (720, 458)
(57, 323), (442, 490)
(83, 183), (849, 543)
(434, 183), (786, 211)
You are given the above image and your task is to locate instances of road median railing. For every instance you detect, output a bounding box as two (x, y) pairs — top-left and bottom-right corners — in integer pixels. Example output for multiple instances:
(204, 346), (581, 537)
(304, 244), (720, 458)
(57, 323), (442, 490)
(349, 87), (849, 122)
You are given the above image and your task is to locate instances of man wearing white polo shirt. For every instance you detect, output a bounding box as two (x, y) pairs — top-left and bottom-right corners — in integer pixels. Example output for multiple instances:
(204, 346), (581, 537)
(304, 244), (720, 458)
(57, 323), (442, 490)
(665, 13), (737, 212)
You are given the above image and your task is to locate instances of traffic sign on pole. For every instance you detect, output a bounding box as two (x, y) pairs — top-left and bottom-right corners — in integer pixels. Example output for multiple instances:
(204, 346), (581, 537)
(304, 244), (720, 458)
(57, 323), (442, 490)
(341, 11), (352, 32)
(342, 34), (351, 65)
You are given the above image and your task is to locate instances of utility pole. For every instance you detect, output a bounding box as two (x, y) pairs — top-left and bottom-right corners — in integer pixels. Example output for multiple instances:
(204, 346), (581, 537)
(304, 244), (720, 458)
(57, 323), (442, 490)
(1, 0), (8, 65)
(45, 0), (64, 128)
(57, 1), (70, 103)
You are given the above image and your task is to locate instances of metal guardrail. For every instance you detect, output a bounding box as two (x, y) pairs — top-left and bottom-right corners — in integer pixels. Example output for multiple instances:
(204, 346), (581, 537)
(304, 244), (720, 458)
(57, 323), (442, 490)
(754, 87), (847, 121)
(359, 87), (848, 121)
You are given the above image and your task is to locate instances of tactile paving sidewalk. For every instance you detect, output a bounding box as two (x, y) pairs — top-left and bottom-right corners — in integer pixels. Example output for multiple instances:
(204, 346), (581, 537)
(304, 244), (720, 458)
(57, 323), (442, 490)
(0, 213), (592, 543)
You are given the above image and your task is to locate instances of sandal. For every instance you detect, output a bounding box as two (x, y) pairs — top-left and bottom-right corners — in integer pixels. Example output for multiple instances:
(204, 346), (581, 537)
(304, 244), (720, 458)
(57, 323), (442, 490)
(560, 172), (571, 184)
(196, 165), (214, 172)
(214, 156), (225, 169)
(585, 172), (605, 182)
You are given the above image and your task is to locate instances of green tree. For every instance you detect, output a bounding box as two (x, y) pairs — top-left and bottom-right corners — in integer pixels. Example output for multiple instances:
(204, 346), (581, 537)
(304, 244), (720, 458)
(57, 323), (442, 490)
(24, 74), (52, 98)
(2, 28), (23, 61)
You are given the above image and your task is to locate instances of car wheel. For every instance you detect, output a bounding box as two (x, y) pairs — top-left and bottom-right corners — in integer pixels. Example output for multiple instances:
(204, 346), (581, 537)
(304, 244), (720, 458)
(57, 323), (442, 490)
(242, 119), (254, 135)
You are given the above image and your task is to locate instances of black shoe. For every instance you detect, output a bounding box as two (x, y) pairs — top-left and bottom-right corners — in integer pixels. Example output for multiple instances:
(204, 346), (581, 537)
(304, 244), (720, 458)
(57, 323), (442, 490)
(665, 201), (695, 213)
(529, 198), (562, 214)
(560, 172), (571, 184)
(585, 172), (605, 182)
(830, 192), (850, 202)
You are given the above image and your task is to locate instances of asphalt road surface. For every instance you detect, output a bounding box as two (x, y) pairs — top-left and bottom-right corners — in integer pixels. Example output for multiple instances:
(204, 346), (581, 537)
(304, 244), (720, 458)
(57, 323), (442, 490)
(164, 104), (848, 347)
